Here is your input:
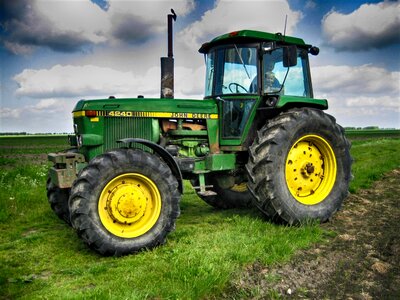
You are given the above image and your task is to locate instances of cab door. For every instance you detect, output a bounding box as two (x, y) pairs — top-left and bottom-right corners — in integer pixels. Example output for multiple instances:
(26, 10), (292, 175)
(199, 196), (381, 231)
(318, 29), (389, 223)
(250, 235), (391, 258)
(219, 96), (258, 146)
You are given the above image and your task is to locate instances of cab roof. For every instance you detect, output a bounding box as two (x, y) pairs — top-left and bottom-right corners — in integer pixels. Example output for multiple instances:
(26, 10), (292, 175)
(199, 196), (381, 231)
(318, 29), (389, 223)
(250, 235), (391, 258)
(198, 30), (309, 53)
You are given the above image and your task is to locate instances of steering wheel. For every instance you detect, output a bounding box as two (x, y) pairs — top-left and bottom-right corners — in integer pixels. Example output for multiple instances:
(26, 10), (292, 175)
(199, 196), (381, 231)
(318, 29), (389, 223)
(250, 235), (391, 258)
(229, 82), (248, 94)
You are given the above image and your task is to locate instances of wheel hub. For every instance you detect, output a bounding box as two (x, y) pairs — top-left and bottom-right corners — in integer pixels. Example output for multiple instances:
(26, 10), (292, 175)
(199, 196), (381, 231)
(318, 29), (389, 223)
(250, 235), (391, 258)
(285, 135), (337, 205)
(106, 184), (148, 224)
(98, 173), (161, 238)
(301, 162), (315, 178)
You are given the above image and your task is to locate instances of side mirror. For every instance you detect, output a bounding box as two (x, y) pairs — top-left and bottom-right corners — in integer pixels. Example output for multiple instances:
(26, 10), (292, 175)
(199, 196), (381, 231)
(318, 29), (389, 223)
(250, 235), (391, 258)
(283, 45), (297, 67)
(309, 46), (320, 56)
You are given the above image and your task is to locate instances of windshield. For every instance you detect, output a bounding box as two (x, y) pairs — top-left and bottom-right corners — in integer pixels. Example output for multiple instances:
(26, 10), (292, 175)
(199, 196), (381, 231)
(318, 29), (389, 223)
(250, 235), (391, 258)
(204, 45), (312, 98)
(204, 46), (258, 97)
(262, 48), (311, 97)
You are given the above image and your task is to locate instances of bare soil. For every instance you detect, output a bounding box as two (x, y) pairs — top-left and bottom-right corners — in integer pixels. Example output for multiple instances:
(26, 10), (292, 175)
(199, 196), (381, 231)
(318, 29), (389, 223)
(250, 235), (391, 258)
(227, 169), (400, 299)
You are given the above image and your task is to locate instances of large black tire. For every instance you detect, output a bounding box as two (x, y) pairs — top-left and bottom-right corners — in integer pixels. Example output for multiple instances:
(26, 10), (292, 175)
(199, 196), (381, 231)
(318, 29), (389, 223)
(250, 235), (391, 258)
(69, 149), (180, 256)
(46, 178), (71, 225)
(193, 174), (254, 209)
(246, 108), (352, 224)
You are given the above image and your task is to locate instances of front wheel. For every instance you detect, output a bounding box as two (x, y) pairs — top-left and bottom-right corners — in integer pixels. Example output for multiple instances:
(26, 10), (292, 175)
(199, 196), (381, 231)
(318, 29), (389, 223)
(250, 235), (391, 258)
(46, 178), (71, 225)
(246, 108), (352, 224)
(69, 149), (181, 256)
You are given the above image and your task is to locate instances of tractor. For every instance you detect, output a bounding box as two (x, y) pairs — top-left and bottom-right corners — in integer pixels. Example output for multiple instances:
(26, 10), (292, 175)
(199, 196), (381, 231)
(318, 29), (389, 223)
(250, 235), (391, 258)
(47, 11), (352, 256)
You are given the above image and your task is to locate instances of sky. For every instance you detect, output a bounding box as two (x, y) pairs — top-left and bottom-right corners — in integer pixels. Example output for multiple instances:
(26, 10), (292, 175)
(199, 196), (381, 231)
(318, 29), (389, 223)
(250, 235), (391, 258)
(0, 0), (399, 133)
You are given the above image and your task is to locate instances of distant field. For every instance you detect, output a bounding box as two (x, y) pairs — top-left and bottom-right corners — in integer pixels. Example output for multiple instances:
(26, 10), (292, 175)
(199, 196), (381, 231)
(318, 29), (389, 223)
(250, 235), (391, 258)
(0, 136), (68, 167)
(345, 129), (400, 140)
(0, 132), (399, 299)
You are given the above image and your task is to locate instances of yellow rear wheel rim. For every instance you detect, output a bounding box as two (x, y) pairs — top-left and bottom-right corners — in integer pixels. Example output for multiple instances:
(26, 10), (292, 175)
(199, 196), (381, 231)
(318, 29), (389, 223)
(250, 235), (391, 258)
(98, 173), (161, 238)
(230, 182), (248, 192)
(285, 135), (337, 205)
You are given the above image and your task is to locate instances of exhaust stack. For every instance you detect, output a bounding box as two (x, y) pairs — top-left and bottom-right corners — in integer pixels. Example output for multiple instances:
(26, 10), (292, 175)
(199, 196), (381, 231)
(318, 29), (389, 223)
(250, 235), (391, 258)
(160, 9), (177, 99)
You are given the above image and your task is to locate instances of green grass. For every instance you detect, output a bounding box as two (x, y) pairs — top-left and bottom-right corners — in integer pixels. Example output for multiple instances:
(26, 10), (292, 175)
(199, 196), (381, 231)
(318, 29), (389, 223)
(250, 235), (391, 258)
(349, 138), (400, 193)
(0, 134), (399, 299)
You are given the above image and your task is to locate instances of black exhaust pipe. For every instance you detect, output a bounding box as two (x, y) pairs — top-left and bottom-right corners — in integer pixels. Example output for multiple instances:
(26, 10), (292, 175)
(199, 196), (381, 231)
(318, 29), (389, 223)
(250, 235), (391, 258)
(160, 9), (177, 99)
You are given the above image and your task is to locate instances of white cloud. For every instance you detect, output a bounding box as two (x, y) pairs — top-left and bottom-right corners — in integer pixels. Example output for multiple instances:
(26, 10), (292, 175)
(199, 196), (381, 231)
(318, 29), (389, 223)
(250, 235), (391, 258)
(179, 0), (302, 50)
(0, 99), (76, 133)
(14, 65), (142, 98)
(345, 96), (399, 110)
(322, 1), (400, 51)
(13, 63), (205, 100)
(325, 94), (400, 128)
(34, 0), (109, 44)
(312, 64), (400, 127)
(0, 99), (71, 119)
(175, 65), (205, 98)
(312, 64), (400, 95)
(0, 107), (22, 119)
(2, 0), (195, 53)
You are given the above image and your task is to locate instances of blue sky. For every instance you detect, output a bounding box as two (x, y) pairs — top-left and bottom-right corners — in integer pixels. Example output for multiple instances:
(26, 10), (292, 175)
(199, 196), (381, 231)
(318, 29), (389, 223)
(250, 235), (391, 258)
(1, 0), (399, 133)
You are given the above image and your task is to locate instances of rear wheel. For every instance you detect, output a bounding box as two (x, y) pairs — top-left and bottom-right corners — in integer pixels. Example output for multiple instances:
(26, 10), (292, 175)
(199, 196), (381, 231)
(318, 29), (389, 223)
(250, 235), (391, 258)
(246, 108), (352, 224)
(69, 149), (180, 256)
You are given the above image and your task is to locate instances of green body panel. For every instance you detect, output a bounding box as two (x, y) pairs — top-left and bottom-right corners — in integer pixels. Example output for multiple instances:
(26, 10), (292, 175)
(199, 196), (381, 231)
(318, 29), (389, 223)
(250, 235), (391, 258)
(194, 160), (206, 172)
(199, 30), (308, 53)
(206, 153), (236, 171)
(79, 134), (103, 146)
(73, 98), (218, 114)
(276, 95), (328, 109)
(214, 30), (305, 45)
(72, 95), (327, 159)
(73, 98), (219, 161)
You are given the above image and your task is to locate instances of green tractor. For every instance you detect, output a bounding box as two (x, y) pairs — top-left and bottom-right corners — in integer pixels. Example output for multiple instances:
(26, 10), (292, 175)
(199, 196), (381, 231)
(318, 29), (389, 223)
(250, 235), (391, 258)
(47, 11), (351, 256)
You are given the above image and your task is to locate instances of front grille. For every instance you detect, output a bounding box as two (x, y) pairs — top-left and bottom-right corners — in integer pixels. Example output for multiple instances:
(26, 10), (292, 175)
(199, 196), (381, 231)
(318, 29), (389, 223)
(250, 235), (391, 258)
(104, 117), (154, 152)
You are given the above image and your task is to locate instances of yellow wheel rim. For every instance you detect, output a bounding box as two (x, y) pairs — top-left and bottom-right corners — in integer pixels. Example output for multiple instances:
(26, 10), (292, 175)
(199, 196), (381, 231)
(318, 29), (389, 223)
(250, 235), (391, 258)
(285, 135), (337, 205)
(98, 173), (161, 238)
(230, 182), (248, 192)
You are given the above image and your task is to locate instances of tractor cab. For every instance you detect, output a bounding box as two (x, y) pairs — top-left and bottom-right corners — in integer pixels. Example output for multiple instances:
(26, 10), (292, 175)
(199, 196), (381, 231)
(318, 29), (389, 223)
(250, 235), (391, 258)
(199, 30), (321, 140)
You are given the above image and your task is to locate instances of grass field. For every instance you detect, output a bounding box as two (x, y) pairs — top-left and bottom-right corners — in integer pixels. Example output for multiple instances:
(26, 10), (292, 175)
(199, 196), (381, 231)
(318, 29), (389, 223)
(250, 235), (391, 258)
(0, 133), (399, 299)
(345, 129), (400, 140)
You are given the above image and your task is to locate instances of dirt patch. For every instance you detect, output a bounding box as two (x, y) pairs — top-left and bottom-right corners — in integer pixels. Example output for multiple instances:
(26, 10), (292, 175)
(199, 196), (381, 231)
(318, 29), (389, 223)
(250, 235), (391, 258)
(226, 169), (400, 299)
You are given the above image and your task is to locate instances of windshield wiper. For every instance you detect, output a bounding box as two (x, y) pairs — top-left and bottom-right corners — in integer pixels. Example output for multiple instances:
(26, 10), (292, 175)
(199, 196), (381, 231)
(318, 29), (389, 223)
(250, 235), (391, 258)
(277, 67), (290, 94)
(207, 66), (214, 92)
(234, 44), (250, 79)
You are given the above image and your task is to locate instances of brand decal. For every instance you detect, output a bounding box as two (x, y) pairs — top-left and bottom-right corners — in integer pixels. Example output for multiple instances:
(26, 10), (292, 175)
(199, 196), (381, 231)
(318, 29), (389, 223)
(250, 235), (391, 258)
(74, 111), (218, 119)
